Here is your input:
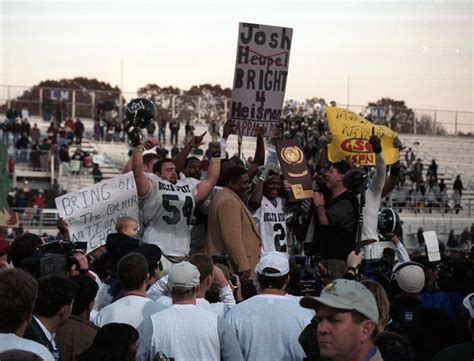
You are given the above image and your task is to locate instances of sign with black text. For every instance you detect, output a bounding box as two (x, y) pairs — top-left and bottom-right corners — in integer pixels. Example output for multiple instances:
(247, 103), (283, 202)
(231, 22), (293, 137)
(55, 172), (138, 251)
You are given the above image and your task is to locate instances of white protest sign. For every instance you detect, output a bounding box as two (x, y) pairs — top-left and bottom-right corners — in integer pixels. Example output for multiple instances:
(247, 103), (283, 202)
(55, 172), (138, 251)
(231, 22), (293, 137)
(92, 154), (104, 165)
(423, 230), (441, 262)
(70, 160), (81, 173)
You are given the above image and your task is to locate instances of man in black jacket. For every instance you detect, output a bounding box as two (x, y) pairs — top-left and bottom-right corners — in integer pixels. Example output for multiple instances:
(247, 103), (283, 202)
(311, 161), (359, 278)
(24, 275), (77, 360)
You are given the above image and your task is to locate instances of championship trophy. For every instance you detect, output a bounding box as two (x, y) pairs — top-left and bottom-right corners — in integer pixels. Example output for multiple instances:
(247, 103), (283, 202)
(276, 139), (313, 202)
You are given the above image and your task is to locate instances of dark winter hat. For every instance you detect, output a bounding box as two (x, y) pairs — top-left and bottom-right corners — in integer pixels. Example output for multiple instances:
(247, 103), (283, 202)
(329, 160), (352, 175)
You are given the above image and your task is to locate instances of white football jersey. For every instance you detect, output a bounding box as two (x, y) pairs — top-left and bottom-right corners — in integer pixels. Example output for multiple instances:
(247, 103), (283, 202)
(140, 174), (197, 257)
(253, 196), (288, 254)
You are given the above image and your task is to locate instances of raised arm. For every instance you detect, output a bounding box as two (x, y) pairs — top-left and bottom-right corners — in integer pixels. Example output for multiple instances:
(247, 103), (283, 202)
(132, 145), (150, 197)
(368, 129), (386, 195)
(247, 164), (280, 209)
(247, 126), (265, 181)
(248, 176), (265, 210)
(382, 161), (400, 198)
(196, 153), (220, 202)
(122, 138), (160, 174)
(174, 132), (206, 175)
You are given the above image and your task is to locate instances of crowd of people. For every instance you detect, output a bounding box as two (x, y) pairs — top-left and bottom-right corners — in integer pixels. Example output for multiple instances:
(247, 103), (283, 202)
(1, 106), (101, 178)
(0, 98), (473, 361)
(385, 148), (467, 214)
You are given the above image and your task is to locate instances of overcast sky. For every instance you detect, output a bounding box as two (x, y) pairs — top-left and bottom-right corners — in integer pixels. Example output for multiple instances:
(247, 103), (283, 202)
(1, 0), (472, 112)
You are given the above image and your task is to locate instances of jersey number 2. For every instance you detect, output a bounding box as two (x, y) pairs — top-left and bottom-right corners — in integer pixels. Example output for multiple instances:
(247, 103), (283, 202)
(273, 224), (287, 252)
(162, 195), (193, 225)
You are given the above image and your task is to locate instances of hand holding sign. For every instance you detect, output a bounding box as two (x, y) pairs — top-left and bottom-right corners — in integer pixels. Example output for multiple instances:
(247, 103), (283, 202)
(369, 127), (382, 154)
(57, 217), (70, 239)
(256, 126), (266, 139)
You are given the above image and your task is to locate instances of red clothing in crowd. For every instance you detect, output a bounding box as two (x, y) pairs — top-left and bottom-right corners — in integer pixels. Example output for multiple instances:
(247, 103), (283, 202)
(32, 194), (46, 208)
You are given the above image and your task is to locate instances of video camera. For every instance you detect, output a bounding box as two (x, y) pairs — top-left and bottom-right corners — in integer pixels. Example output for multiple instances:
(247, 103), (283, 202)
(20, 241), (87, 278)
(342, 168), (368, 194)
(294, 252), (324, 297)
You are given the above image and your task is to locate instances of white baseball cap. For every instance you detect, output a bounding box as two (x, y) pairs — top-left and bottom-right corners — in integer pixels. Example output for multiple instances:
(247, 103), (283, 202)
(255, 251), (290, 277)
(393, 262), (425, 294)
(168, 261), (200, 289)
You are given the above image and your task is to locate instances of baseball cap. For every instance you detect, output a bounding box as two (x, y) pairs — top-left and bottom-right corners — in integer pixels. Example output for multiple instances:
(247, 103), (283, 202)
(462, 293), (474, 318)
(168, 261), (200, 289)
(329, 160), (352, 175)
(393, 262), (425, 294)
(300, 279), (379, 323)
(255, 251), (290, 277)
(134, 244), (162, 271)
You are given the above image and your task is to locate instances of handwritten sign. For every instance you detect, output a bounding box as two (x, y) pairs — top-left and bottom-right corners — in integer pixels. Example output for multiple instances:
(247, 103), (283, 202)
(326, 107), (400, 166)
(423, 231), (441, 262)
(231, 22), (293, 137)
(55, 172), (138, 251)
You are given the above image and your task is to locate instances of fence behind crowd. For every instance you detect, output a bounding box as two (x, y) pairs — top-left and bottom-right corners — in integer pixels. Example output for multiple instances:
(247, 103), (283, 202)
(1, 84), (473, 136)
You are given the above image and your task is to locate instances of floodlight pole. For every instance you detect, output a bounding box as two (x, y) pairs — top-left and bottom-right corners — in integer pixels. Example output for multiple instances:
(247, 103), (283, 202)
(119, 60), (124, 120)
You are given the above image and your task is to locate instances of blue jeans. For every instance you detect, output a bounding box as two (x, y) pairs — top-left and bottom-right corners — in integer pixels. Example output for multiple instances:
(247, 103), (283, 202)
(2, 132), (9, 145)
(114, 131), (121, 142)
(158, 128), (166, 143)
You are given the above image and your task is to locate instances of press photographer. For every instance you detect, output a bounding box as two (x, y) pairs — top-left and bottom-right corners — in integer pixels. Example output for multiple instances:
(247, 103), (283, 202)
(311, 160), (359, 278)
(7, 232), (89, 279)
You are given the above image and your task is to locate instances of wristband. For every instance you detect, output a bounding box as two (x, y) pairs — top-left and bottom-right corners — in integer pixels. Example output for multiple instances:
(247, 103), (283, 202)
(210, 157), (221, 163)
(390, 166), (400, 176)
(79, 269), (89, 275)
(346, 266), (357, 274)
(134, 145), (144, 153)
(316, 204), (325, 209)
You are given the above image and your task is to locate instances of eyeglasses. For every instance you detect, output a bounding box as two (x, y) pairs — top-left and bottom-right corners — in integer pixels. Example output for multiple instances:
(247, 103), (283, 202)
(157, 260), (163, 272)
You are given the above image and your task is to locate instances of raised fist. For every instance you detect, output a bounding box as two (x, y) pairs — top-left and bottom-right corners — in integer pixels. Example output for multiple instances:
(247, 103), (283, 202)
(369, 127), (382, 154)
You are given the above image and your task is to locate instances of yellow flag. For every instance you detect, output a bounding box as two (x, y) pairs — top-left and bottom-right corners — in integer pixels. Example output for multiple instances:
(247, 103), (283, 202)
(326, 107), (400, 166)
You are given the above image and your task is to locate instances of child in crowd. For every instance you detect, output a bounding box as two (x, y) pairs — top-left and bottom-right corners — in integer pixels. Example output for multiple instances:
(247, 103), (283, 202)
(95, 216), (141, 311)
(105, 216), (141, 274)
(115, 216), (140, 239)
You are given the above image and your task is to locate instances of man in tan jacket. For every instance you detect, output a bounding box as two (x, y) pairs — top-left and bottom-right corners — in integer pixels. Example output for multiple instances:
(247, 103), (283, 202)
(206, 166), (262, 279)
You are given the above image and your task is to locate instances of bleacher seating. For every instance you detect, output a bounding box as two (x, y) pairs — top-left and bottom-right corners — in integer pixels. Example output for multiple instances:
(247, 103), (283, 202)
(5, 116), (474, 240)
